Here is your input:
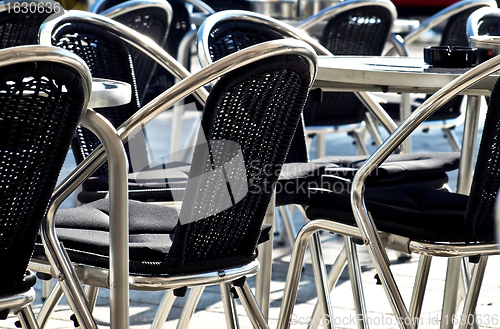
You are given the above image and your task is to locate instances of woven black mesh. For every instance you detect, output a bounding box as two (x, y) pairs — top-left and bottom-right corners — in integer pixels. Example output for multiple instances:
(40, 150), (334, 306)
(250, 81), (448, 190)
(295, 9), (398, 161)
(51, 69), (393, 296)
(464, 77), (500, 242)
(301, 5), (393, 126)
(0, 6), (53, 47)
(107, 7), (171, 104)
(51, 22), (149, 177)
(208, 20), (309, 163)
(0, 61), (85, 295)
(166, 55), (311, 272)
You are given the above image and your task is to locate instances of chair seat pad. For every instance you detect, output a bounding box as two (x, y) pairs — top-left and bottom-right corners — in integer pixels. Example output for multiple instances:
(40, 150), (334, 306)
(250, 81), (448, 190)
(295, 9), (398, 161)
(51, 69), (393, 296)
(33, 199), (271, 276)
(276, 152), (460, 206)
(78, 161), (190, 203)
(304, 184), (493, 243)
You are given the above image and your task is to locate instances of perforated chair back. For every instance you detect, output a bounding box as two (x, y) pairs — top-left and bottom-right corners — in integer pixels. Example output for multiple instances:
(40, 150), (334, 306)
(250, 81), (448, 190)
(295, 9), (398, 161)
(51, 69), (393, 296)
(91, 0), (195, 103)
(464, 77), (500, 242)
(201, 17), (310, 163)
(0, 45), (88, 296)
(91, 0), (172, 104)
(0, 0), (58, 47)
(43, 18), (149, 177)
(166, 53), (313, 273)
(429, 4), (489, 120)
(300, 2), (395, 126)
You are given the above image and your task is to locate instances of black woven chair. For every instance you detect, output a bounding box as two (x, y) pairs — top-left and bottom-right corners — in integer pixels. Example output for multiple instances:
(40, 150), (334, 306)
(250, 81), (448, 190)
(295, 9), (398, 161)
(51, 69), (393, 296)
(277, 50), (500, 329)
(30, 39), (316, 329)
(383, 0), (497, 152)
(38, 10), (210, 206)
(0, 45), (90, 328)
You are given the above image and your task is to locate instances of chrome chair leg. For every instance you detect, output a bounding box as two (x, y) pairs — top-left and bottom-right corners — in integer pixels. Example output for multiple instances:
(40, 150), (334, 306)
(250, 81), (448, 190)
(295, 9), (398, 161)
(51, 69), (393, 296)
(443, 127), (461, 152)
(440, 258), (461, 329)
(344, 236), (368, 329)
(459, 258), (479, 329)
(221, 283), (240, 329)
(458, 256), (488, 329)
(84, 285), (99, 314)
(151, 290), (176, 329)
(309, 232), (335, 329)
(279, 205), (298, 247)
(256, 193), (275, 321)
(37, 281), (64, 329)
(308, 246), (348, 329)
(409, 255), (432, 328)
(16, 305), (40, 329)
(233, 281), (269, 329)
(41, 280), (53, 301)
(177, 286), (204, 329)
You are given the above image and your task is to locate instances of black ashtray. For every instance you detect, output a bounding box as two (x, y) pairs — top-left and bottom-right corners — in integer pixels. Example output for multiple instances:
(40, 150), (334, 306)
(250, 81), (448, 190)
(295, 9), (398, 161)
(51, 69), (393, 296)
(423, 46), (477, 68)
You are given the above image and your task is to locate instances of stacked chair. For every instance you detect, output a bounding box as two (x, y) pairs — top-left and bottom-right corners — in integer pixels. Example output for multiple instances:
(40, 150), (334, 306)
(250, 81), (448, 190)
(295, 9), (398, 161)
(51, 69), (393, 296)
(28, 9), (318, 329)
(0, 45), (91, 328)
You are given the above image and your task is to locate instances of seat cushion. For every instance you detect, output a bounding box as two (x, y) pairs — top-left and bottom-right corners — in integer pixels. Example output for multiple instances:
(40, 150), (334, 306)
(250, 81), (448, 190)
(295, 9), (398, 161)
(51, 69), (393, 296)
(78, 161), (190, 203)
(80, 153), (460, 206)
(32, 198), (271, 276)
(276, 152), (460, 206)
(304, 184), (494, 243)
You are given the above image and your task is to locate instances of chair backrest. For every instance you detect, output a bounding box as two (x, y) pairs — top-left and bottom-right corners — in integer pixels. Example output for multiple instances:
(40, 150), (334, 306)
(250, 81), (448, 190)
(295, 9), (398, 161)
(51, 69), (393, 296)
(431, 2), (493, 119)
(0, 45), (89, 295)
(198, 11), (313, 163)
(297, 0), (396, 126)
(166, 48), (314, 273)
(90, 0), (172, 104)
(0, 0), (60, 47)
(197, 4), (394, 161)
(465, 76), (500, 242)
(40, 12), (149, 177)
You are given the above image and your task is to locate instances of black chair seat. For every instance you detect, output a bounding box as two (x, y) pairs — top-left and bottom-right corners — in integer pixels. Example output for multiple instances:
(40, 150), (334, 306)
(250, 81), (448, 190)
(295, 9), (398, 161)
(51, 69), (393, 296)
(304, 184), (494, 244)
(275, 152), (460, 206)
(34, 198), (272, 277)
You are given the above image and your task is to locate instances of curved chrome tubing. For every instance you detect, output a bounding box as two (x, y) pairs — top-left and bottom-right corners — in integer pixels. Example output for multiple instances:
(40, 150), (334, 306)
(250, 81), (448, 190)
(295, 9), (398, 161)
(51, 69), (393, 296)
(197, 8), (398, 134)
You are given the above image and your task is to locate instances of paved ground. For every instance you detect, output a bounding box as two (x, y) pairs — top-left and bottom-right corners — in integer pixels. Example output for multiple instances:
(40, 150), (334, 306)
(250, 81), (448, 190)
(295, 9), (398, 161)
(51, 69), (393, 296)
(3, 37), (499, 328)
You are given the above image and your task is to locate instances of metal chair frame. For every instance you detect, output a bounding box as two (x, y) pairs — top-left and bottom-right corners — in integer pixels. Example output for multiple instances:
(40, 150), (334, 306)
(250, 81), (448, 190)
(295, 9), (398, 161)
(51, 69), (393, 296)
(278, 49), (500, 329)
(31, 12), (317, 329)
(196, 8), (400, 321)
